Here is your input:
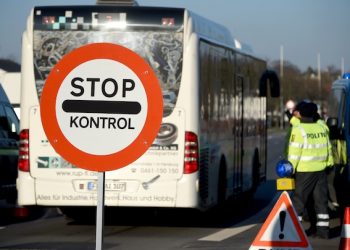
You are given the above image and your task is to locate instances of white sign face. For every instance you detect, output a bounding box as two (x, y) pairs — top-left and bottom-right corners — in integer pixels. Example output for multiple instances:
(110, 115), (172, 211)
(55, 59), (147, 155)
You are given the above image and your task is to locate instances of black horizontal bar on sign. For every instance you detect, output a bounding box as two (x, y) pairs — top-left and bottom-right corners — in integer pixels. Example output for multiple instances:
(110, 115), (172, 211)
(62, 100), (141, 114)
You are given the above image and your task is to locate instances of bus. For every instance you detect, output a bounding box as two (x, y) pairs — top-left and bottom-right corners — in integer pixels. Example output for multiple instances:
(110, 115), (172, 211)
(17, 5), (280, 219)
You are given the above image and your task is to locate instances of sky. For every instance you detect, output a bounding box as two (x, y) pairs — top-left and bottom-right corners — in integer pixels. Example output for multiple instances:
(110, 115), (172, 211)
(0, 0), (349, 72)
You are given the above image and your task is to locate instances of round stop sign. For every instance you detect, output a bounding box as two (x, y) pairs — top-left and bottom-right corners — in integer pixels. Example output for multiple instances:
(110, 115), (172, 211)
(40, 43), (163, 172)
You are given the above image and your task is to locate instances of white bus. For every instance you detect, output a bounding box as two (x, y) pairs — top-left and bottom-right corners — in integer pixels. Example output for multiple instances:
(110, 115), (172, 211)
(17, 5), (279, 219)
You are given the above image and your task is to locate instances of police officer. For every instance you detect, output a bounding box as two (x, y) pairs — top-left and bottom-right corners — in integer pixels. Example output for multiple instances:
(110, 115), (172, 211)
(288, 102), (334, 239)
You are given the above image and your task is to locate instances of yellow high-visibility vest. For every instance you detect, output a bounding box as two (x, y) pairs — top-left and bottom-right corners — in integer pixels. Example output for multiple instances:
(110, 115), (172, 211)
(288, 122), (333, 172)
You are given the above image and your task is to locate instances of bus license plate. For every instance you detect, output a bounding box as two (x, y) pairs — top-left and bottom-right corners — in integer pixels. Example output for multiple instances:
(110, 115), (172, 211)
(87, 181), (126, 192)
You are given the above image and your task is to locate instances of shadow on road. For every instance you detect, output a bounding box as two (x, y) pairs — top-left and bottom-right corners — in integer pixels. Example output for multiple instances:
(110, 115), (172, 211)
(63, 181), (276, 228)
(0, 204), (47, 227)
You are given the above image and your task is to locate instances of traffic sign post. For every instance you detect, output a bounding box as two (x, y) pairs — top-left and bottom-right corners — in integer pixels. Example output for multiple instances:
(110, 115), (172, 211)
(96, 172), (105, 250)
(40, 43), (163, 250)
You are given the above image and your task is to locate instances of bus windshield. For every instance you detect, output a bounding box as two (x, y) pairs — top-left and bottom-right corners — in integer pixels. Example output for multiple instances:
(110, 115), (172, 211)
(33, 29), (183, 117)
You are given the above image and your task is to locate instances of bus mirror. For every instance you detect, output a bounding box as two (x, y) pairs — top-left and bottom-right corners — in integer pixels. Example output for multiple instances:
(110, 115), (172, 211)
(259, 70), (280, 98)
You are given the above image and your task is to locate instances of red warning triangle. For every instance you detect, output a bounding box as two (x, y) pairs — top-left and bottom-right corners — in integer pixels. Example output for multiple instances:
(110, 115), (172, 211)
(249, 191), (312, 250)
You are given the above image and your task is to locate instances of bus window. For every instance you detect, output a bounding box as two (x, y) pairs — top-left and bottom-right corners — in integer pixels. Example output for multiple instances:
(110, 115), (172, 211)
(33, 9), (183, 117)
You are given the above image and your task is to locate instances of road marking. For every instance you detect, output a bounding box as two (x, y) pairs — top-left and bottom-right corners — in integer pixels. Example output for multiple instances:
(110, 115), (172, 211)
(199, 224), (257, 241)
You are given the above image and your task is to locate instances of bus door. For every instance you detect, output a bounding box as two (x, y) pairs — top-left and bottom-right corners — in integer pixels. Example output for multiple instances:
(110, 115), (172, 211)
(233, 75), (244, 192)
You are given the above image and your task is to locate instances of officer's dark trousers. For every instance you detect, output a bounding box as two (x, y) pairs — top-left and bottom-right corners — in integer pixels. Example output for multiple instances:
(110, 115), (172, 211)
(292, 170), (329, 236)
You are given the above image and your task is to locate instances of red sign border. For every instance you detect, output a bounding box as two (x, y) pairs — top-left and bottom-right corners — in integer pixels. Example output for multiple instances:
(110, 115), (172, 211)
(40, 43), (163, 172)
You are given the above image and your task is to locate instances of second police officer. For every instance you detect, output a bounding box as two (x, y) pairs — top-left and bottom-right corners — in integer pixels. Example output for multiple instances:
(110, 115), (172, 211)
(287, 102), (334, 239)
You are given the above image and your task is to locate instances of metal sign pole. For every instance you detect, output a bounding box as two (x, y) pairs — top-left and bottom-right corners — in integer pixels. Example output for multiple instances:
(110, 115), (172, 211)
(96, 171), (105, 250)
